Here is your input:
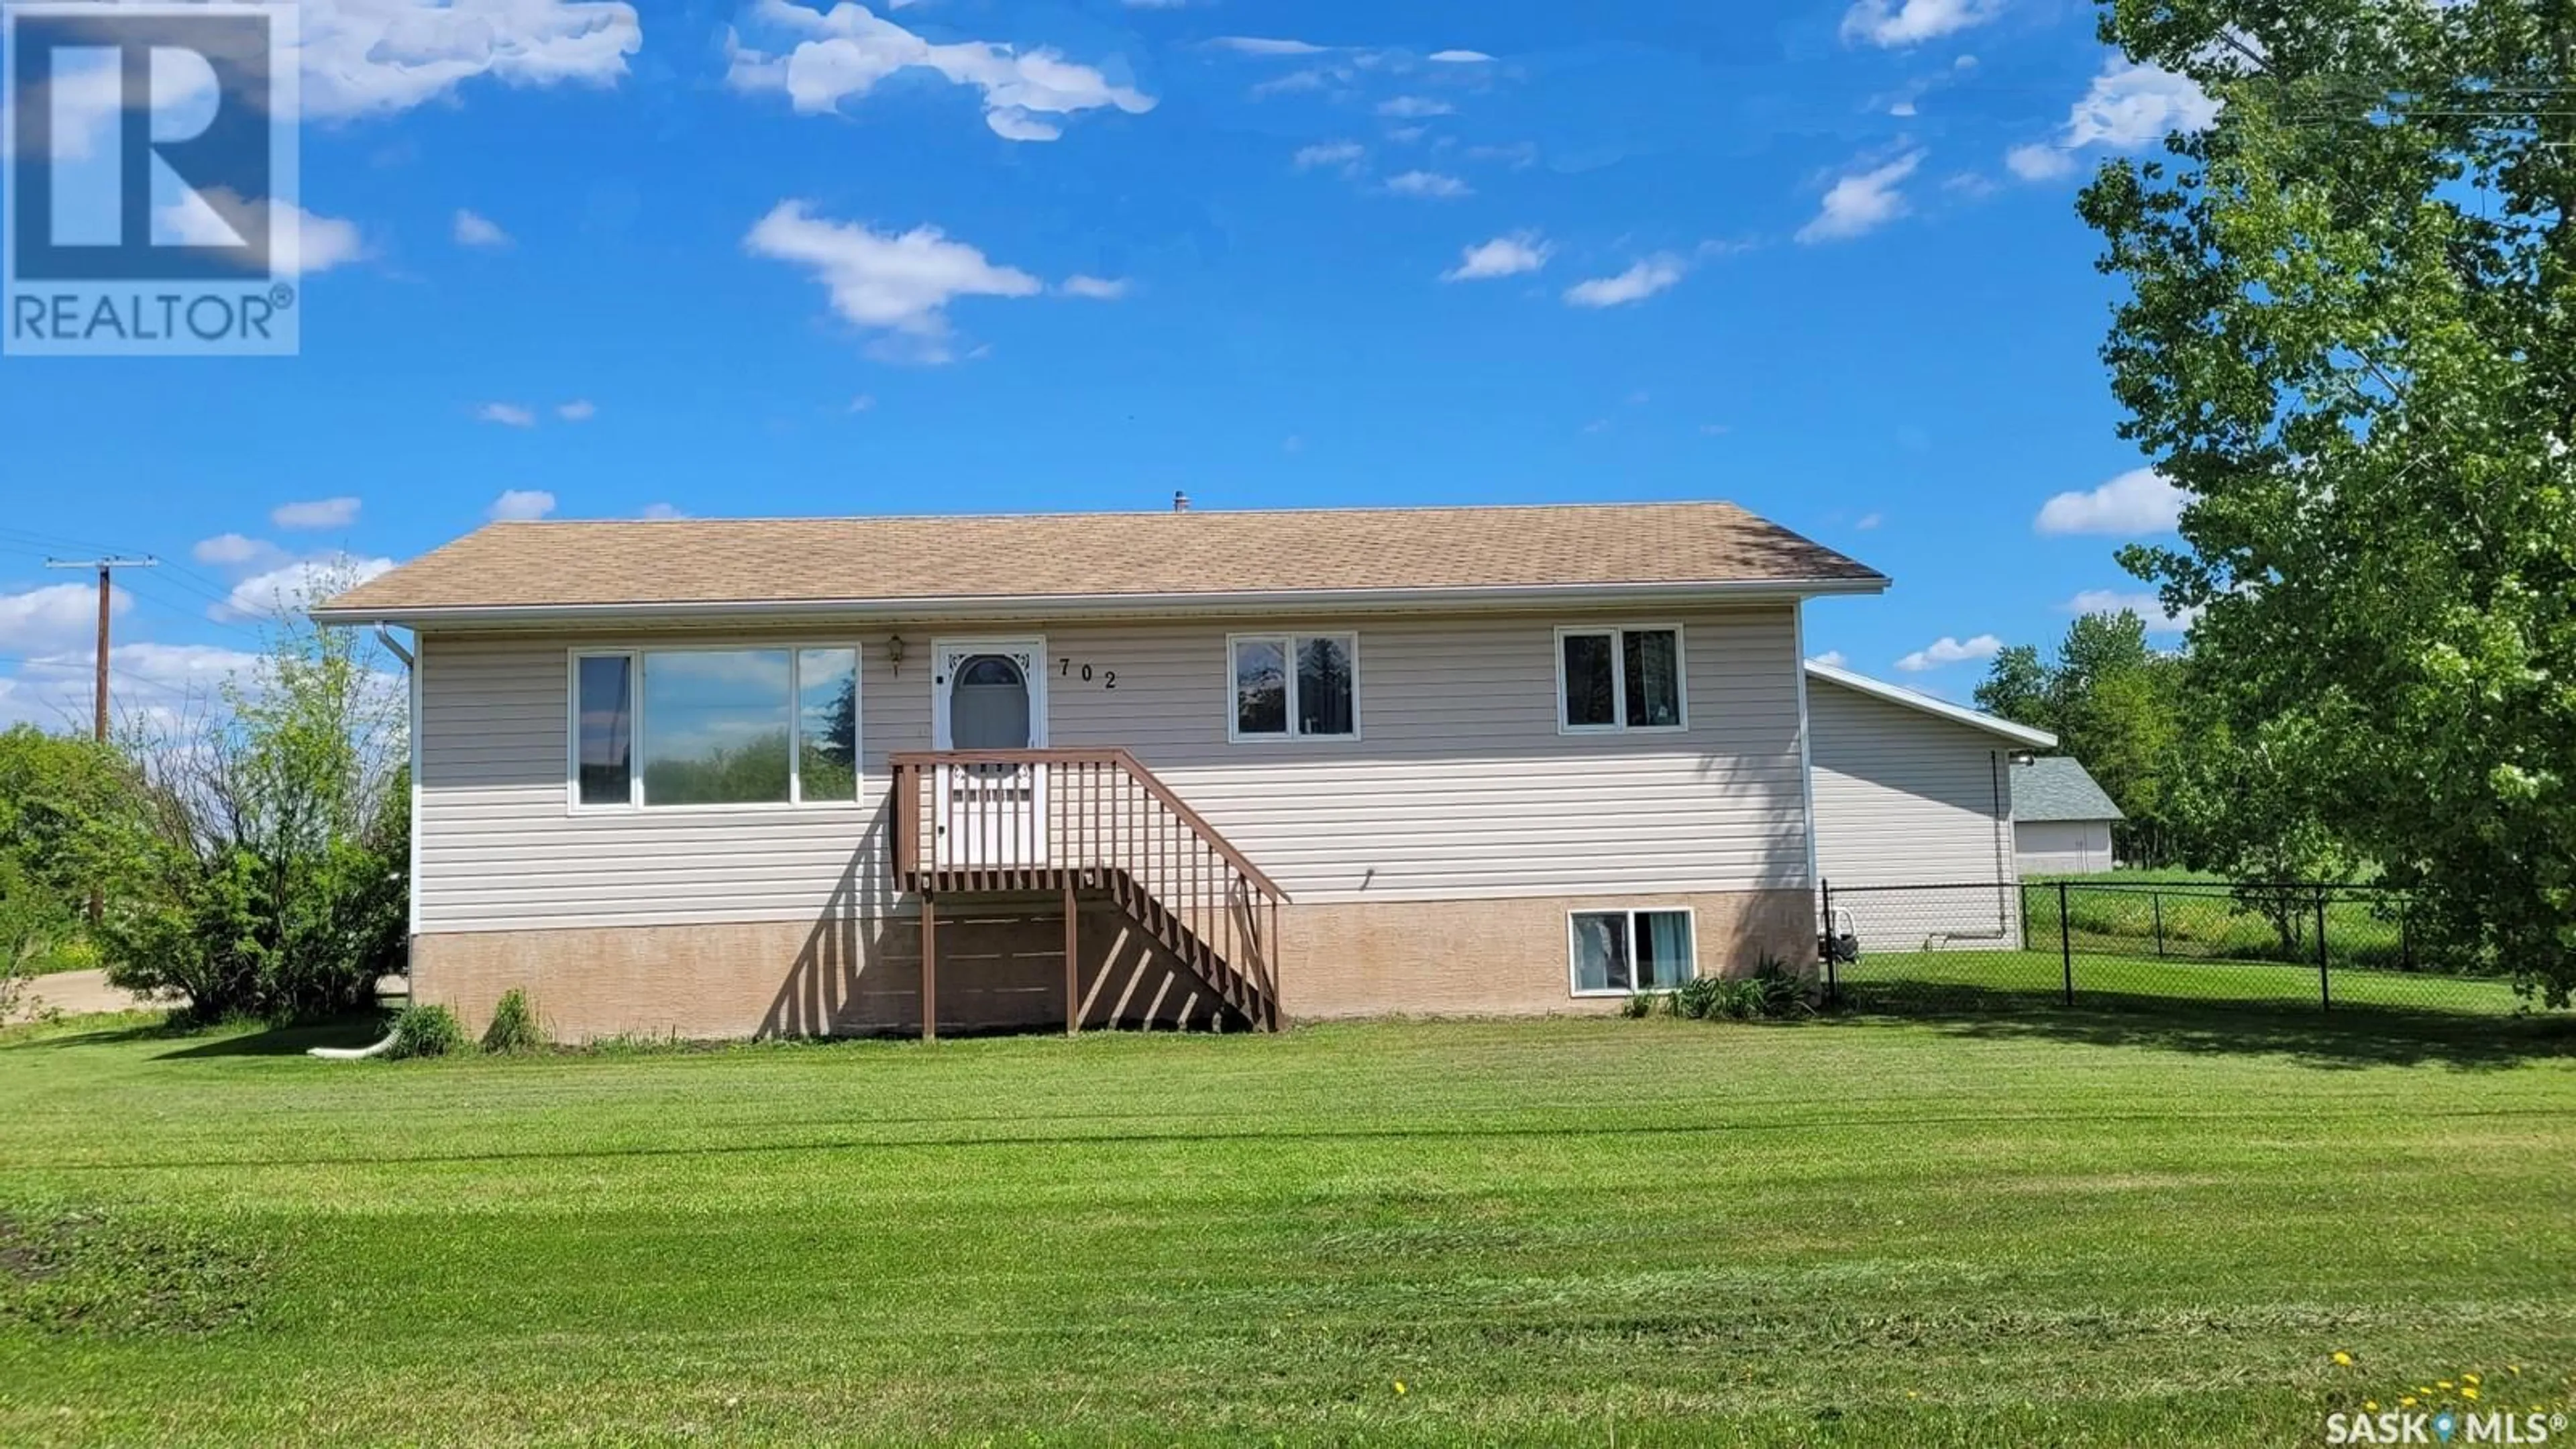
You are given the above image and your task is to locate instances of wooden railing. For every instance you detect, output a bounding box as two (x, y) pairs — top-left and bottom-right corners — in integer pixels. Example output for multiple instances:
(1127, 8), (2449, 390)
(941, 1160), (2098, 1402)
(888, 749), (1288, 1030)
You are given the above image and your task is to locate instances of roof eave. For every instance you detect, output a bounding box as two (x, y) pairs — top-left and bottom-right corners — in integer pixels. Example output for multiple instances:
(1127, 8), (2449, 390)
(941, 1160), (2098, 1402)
(313, 574), (1891, 629)
(1803, 659), (2059, 749)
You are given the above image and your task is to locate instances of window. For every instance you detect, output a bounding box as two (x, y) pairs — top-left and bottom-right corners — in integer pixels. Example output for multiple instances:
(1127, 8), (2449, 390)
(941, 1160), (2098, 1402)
(1230, 633), (1357, 740)
(570, 647), (861, 808)
(1568, 909), (1696, 995)
(1557, 626), (1684, 733)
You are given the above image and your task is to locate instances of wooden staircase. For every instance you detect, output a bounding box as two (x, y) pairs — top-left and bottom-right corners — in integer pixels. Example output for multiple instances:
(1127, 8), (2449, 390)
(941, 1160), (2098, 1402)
(890, 750), (1287, 1034)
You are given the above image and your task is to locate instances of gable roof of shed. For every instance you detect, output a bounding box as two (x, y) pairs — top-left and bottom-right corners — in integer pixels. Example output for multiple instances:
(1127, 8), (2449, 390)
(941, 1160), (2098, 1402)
(1803, 660), (2058, 749)
(313, 502), (1886, 625)
(2011, 755), (2126, 822)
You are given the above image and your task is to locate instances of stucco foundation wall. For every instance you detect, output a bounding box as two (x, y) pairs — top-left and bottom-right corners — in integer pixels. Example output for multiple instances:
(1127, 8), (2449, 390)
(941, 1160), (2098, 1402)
(414, 901), (1224, 1044)
(412, 886), (1817, 1040)
(1276, 888), (1815, 1019)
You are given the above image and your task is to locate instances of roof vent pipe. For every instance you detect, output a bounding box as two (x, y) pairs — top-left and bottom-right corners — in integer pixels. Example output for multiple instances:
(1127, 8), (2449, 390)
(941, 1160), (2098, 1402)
(1173, 491), (1190, 513)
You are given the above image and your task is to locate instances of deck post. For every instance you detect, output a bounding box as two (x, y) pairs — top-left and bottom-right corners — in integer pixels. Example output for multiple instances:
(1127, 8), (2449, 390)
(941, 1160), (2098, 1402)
(921, 890), (938, 1043)
(1064, 878), (1081, 1036)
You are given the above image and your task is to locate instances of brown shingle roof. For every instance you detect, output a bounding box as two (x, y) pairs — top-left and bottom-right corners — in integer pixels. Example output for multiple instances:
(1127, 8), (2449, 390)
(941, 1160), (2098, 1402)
(315, 502), (1885, 621)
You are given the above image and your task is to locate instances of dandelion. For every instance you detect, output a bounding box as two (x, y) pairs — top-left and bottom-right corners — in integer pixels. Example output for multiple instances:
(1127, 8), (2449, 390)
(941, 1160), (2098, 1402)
(2365, 1401), (2379, 1413)
(2463, 1387), (2479, 1401)
(2509, 1366), (2523, 1377)
(2401, 1398), (2417, 1409)
(2438, 1381), (2454, 1390)
(2334, 1352), (2354, 1366)
(2465, 1374), (2481, 1385)
(1393, 1381), (1407, 1396)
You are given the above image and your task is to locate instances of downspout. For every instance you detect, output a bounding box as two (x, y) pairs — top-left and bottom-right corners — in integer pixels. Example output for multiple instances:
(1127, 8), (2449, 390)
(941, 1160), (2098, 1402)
(310, 623), (417, 1061)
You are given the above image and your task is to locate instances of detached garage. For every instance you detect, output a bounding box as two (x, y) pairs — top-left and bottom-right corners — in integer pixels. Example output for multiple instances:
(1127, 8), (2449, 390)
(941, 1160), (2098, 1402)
(2010, 757), (2125, 873)
(1804, 661), (2055, 951)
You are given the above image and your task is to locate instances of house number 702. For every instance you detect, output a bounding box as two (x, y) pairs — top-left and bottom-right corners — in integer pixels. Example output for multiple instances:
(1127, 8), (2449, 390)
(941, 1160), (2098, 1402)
(1059, 659), (1116, 689)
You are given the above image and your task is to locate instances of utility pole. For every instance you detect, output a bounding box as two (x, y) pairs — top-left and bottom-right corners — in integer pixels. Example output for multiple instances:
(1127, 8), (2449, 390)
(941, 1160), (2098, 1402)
(44, 556), (156, 741)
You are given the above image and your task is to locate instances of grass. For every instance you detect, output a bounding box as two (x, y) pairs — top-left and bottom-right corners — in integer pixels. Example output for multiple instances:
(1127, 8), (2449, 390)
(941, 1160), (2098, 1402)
(1841, 947), (2535, 1016)
(1, 1010), (2573, 1444)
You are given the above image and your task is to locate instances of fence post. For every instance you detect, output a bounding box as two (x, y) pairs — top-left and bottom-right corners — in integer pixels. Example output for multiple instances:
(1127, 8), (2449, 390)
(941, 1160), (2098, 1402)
(2153, 892), (2165, 959)
(2059, 880), (2074, 1006)
(2400, 897), (2414, 972)
(2018, 883), (2031, 950)
(1820, 878), (1837, 1008)
(2316, 894), (2331, 1012)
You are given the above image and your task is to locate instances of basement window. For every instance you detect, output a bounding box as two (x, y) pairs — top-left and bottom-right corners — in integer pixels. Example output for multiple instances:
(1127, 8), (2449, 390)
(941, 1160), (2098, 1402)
(1568, 908), (1696, 995)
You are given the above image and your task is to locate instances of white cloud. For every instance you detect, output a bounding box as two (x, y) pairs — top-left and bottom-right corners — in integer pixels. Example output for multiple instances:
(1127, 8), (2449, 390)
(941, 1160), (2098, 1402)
(1377, 95), (1454, 118)
(557, 400), (598, 421)
(192, 533), (286, 571)
(1294, 140), (1366, 171)
(272, 497), (361, 530)
(1384, 170), (1472, 199)
(1855, 511), (1884, 530)
(1563, 254), (1685, 307)
(488, 490), (557, 523)
(1796, 151), (1923, 243)
(477, 402), (538, 427)
(2035, 467), (2187, 535)
(1840, 0), (2002, 47)
(1896, 634), (2003, 672)
(640, 502), (688, 521)
(2004, 143), (2076, 180)
(216, 554), (396, 622)
(1428, 49), (1493, 62)
(453, 209), (512, 248)
(1808, 649), (1849, 669)
(847, 394), (877, 413)
(2065, 588), (2200, 633)
(154, 191), (364, 276)
(2008, 58), (2218, 182)
(0, 642), (269, 731)
(1059, 275), (1130, 299)
(1248, 68), (1332, 99)
(0, 584), (129, 653)
(744, 201), (1042, 362)
(1210, 36), (1326, 55)
(298, 0), (643, 119)
(1442, 232), (1552, 281)
(727, 0), (1155, 143)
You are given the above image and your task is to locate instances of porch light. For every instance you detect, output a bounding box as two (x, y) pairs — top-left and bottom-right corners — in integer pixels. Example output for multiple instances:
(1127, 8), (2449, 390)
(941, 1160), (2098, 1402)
(887, 633), (907, 674)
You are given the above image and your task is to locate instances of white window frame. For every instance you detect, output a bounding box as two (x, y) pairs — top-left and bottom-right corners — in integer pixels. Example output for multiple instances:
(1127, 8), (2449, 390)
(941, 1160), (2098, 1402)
(1226, 631), (1362, 743)
(565, 643), (864, 814)
(1554, 623), (1688, 735)
(1565, 906), (1700, 998)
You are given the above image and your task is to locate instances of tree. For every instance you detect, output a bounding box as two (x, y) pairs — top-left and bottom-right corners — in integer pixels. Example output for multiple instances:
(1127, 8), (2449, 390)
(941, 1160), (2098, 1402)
(1973, 610), (2187, 863)
(2081, 0), (2576, 1002)
(0, 727), (143, 1002)
(94, 603), (409, 1021)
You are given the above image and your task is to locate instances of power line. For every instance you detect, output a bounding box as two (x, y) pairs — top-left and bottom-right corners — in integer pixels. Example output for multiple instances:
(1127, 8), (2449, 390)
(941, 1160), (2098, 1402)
(42, 556), (157, 742)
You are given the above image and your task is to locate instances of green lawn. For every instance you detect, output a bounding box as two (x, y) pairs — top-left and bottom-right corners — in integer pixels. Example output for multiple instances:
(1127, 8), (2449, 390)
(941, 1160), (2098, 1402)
(1841, 947), (2534, 1016)
(3, 1011), (2573, 1445)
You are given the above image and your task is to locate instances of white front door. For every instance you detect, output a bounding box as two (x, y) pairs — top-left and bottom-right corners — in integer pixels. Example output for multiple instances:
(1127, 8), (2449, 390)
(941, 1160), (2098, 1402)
(930, 639), (1048, 870)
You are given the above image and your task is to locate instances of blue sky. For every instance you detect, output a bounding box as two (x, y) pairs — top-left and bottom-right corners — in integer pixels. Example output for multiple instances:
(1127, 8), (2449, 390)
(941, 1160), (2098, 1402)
(0, 0), (2216, 727)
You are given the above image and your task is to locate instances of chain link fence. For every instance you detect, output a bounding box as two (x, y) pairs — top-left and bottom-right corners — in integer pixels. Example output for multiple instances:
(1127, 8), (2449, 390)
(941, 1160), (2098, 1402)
(1819, 878), (2532, 1018)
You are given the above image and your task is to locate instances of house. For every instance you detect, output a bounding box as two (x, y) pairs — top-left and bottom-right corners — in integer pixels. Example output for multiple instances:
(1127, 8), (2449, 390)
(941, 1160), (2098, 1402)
(313, 502), (1886, 1041)
(2010, 756), (2125, 874)
(1803, 661), (2056, 951)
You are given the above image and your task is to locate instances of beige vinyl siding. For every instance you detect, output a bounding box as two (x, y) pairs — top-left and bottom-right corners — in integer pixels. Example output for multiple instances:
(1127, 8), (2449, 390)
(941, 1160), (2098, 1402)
(1809, 678), (2016, 888)
(2016, 819), (2118, 875)
(413, 606), (1809, 933)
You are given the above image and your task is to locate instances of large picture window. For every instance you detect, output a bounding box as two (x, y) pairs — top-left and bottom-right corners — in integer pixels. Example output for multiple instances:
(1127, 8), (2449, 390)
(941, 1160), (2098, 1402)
(1568, 908), (1696, 995)
(1230, 633), (1358, 741)
(570, 647), (860, 809)
(1556, 625), (1684, 733)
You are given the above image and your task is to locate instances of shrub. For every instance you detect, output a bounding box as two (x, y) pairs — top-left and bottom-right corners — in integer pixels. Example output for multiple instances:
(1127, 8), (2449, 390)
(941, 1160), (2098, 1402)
(1671, 975), (1725, 1021)
(1618, 991), (1656, 1020)
(480, 987), (543, 1054)
(387, 1004), (465, 1059)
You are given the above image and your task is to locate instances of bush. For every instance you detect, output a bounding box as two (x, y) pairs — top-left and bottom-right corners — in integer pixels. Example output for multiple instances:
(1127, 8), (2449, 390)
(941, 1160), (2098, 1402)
(480, 988), (543, 1054)
(1618, 991), (1656, 1019)
(387, 1004), (465, 1059)
(1671, 975), (1725, 1020)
